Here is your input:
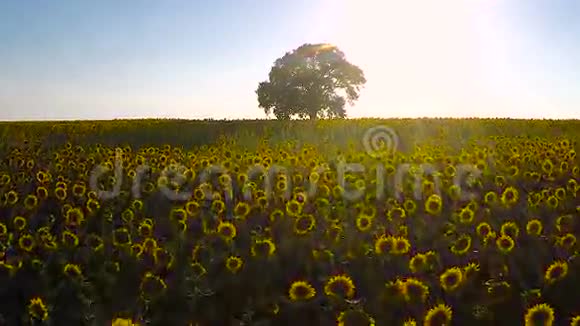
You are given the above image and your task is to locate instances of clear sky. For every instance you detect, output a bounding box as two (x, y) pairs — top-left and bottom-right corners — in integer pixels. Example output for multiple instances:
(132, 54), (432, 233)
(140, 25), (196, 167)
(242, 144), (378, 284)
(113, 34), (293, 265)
(0, 0), (578, 120)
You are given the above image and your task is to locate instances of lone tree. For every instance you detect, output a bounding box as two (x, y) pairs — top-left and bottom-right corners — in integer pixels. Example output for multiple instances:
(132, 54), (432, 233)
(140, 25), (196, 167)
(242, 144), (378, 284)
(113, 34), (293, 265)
(256, 43), (366, 120)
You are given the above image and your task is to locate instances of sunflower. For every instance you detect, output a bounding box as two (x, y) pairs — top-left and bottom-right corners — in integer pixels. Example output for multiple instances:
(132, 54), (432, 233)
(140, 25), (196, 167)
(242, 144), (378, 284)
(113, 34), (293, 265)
(54, 163), (64, 173)
(65, 207), (85, 227)
(113, 228), (132, 247)
(403, 319), (417, 326)
(294, 214), (316, 235)
(173, 217), (186, 234)
(462, 262), (480, 280)
(318, 184), (331, 198)
(450, 234), (472, 255)
(41, 236), (58, 251)
(217, 221), (237, 241)
(557, 233), (576, 250)
(28, 297), (48, 321)
(121, 208), (135, 224)
(337, 309), (376, 326)
(326, 224), (344, 242)
(23, 194), (39, 210)
(13, 216), (27, 232)
(138, 222), (153, 238)
(169, 208), (187, 222)
(0, 173), (10, 186)
(140, 272), (167, 299)
(508, 164), (519, 176)
(288, 280), (316, 301)
(524, 303), (555, 326)
(483, 191), (498, 205)
(63, 263), (83, 279)
(31, 259), (44, 271)
(396, 225), (409, 238)
(527, 192), (541, 207)
(544, 261), (568, 285)
(4, 190), (19, 206)
(374, 235), (394, 255)
(36, 186), (49, 200)
(61, 230), (79, 248)
(276, 179), (289, 194)
(193, 187), (206, 202)
(72, 183), (86, 198)
(0, 223), (6, 237)
(356, 214), (373, 232)
(500, 221), (520, 239)
(286, 199), (303, 217)
(546, 195), (559, 209)
(253, 195), (268, 210)
(402, 278), (429, 303)
(131, 199), (144, 211)
(225, 256), (243, 273)
(324, 274), (356, 299)
(424, 303), (453, 326)
(501, 186), (519, 206)
(354, 179), (366, 194)
(388, 207), (406, 220)
(568, 179), (579, 193)
(250, 238), (276, 257)
(143, 238), (158, 253)
(332, 184), (345, 199)
(218, 173), (232, 188)
(380, 279), (404, 304)
(269, 209), (284, 222)
(18, 234), (35, 252)
(409, 253), (428, 274)
(86, 199), (100, 214)
(131, 243), (144, 257)
(112, 317), (139, 326)
(392, 236), (411, 255)
(440, 267), (463, 292)
(496, 234), (515, 254)
(293, 191), (307, 204)
(476, 222), (492, 238)
(447, 184), (461, 201)
(442, 224), (456, 241)
(458, 207), (474, 224)
(35, 171), (49, 183)
(403, 199), (417, 215)
(153, 248), (175, 269)
(555, 187), (566, 201)
(54, 187), (67, 201)
(234, 201), (251, 219)
(526, 219), (543, 236)
(556, 215), (573, 233)
(425, 194), (443, 215)
(570, 315), (580, 326)
(426, 250), (442, 270)
(185, 200), (201, 217)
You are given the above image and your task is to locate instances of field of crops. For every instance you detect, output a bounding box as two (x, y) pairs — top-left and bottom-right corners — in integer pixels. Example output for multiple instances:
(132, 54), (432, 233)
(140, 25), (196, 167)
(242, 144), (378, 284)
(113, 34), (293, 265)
(0, 118), (579, 326)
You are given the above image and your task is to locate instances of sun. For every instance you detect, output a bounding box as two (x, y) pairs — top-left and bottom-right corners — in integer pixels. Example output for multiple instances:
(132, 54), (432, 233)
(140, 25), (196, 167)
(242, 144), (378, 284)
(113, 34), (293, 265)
(317, 0), (499, 118)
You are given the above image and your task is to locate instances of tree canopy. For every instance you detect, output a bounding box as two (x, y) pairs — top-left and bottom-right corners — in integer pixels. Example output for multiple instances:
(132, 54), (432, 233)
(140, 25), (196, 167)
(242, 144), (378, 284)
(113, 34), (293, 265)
(256, 43), (366, 120)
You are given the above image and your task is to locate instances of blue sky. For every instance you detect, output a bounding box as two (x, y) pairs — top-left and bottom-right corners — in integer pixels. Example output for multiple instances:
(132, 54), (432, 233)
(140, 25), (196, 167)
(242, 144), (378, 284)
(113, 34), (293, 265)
(0, 0), (579, 120)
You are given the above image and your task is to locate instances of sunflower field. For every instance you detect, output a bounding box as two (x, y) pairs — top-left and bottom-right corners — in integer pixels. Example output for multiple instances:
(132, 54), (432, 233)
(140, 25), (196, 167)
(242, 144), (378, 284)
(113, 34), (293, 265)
(0, 118), (579, 326)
